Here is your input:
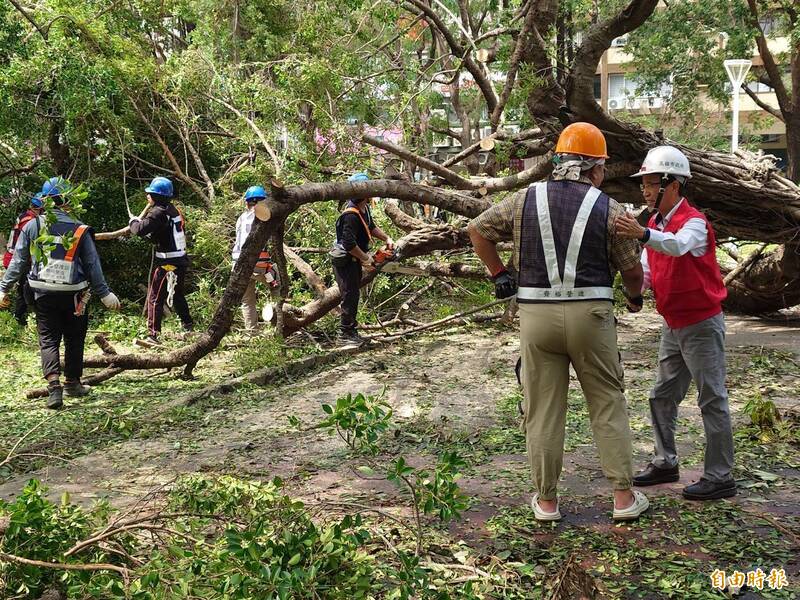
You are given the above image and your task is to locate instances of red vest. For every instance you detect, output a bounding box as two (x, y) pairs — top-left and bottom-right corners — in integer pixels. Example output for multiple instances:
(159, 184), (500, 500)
(646, 200), (727, 329)
(3, 210), (37, 268)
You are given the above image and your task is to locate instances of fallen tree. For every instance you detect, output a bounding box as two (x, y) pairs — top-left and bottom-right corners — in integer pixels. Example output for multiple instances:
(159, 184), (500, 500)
(8, 0), (800, 396)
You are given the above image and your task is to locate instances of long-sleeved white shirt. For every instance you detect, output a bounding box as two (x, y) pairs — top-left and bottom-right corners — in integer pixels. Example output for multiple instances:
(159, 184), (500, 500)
(641, 199), (708, 291)
(232, 208), (256, 262)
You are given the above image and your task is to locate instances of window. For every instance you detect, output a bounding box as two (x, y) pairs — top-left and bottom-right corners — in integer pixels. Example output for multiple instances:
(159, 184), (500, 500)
(593, 75), (602, 100)
(608, 74), (671, 109)
(747, 81), (773, 93)
(609, 74), (632, 100)
(758, 15), (780, 36)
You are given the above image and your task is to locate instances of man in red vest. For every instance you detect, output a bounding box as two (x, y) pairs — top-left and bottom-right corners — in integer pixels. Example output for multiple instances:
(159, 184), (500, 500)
(2, 193), (43, 325)
(616, 146), (735, 501)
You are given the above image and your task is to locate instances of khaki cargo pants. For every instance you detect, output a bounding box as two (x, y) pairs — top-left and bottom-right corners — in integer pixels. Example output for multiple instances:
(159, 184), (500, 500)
(519, 301), (633, 500)
(241, 270), (272, 330)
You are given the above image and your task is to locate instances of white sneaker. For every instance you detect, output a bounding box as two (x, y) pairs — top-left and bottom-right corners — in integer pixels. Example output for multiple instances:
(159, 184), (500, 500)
(531, 493), (562, 521)
(612, 490), (650, 521)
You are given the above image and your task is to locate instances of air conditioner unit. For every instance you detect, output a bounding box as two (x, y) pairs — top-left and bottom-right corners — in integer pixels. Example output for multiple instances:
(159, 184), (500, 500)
(608, 98), (621, 110)
(611, 36), (628, 47)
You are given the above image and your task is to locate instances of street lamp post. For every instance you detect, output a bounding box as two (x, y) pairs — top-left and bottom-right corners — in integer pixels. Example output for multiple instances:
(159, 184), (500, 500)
(724, 59), (752, 153)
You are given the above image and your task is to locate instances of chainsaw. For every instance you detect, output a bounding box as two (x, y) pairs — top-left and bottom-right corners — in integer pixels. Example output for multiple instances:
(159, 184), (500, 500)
(373, 247), (395, 265)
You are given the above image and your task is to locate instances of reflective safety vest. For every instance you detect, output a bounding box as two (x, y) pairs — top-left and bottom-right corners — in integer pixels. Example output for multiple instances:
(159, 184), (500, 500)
(155, 210), (187, 260)
(517, 181), (613, 302)
(27, 221), (91, 293)
(3, 210), (37, 268)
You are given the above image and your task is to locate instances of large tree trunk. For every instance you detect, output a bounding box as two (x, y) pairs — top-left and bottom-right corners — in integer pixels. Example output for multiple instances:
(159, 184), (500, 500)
(724, 245), (800, 314)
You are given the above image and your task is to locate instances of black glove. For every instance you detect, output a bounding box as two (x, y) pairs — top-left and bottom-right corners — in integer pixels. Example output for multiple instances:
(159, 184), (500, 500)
(492, 270), (517, 299)
(624, 291), (644, 313)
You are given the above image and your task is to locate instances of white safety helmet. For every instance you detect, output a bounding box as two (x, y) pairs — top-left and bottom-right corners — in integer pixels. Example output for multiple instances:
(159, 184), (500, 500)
(631, 145), (692, 183)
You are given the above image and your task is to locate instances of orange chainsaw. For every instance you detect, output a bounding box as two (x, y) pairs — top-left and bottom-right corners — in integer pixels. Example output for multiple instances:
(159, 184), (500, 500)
(373, 247), (395, 265)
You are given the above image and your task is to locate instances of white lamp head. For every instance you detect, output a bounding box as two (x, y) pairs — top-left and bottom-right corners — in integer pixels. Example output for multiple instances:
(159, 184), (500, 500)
(724, 59), (752, 87)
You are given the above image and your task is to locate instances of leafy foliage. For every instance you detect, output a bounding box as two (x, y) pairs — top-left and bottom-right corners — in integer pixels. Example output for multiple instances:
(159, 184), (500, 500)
(319, 391), (393, 455)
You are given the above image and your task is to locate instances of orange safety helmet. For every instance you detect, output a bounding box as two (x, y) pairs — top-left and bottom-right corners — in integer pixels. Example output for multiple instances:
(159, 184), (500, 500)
(554, 122), (609, 159)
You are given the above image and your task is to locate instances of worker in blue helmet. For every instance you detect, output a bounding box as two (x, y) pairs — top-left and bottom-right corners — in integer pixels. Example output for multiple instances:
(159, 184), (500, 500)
(1, 178), (121, 409)
(232, 186), (279, 331)
(328, 172), (394, 347)
(2, 193), (45, 326)
(129, 177), (194, 345)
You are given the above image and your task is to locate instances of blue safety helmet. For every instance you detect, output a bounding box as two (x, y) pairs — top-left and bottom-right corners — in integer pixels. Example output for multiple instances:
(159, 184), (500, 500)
(145, 176), (174, 198)
(30, 192), (44, 208)
(348, 172), (369, 182)
(41, 176), (69, 198)
(244, 185), (267, 203)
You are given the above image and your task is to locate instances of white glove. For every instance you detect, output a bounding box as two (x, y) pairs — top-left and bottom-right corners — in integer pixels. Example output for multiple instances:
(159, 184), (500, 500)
(101, 292), (121, 310)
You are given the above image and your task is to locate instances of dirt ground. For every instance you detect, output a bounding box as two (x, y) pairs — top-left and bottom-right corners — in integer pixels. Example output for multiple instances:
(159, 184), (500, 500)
(1, 309), (798, 598)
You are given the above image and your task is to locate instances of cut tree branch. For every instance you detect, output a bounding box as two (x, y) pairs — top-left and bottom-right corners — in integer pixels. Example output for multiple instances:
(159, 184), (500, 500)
(284, 245), (327, 297)
(0, 551), (129, 581)
(362, 133), (473, 188)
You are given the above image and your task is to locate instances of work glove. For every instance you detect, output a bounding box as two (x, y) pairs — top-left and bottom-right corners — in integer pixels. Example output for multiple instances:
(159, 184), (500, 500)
(623, 291), (644, 313)
(101, 292), (121, 310)
(0, 291), (9, 310)
(492, 269), (517, 299)
(385, 237), (395, 250)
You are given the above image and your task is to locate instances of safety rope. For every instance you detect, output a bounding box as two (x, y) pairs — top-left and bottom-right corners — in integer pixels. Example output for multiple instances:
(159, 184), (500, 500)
(166, 269), (177, 308)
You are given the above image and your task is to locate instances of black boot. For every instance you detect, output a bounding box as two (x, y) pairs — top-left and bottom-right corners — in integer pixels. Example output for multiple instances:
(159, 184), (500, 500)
(336, 330), (366, 348)
(46, 381), (63, 410)
(682, 478), (737, 501)
(64, 380), (91, 397)
(633, 463), (680, 486)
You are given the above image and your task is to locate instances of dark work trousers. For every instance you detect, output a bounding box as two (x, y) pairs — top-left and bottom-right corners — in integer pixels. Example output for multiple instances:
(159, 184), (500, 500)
(332, 259), (362, 334)
(13, 280), (32, 325)
(34, 292), (89, 381)
(148, 264), (193, 337)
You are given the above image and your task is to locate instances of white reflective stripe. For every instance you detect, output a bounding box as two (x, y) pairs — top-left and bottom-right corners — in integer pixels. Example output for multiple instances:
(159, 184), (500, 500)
(28, 279), (89, 292)
(535, 182), (562, 287)
(562, 187), (602, 288)
(155, 250), (187, 259)
(517, 286), (613, 301)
